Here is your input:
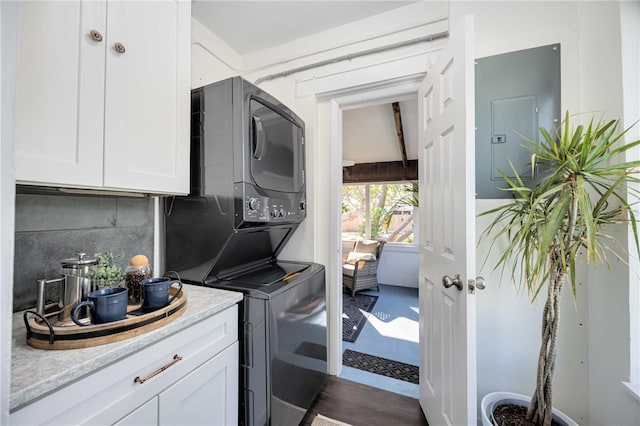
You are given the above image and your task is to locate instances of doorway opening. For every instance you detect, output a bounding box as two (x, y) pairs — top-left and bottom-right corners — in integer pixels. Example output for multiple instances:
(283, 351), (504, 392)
(337, 97), (420, 398)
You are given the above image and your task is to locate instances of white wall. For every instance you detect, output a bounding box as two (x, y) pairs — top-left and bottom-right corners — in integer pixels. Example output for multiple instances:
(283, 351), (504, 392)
(191, 18), (239, 88)
(1, 2), (17, 424)
(191, 1), (640, 423)
(377, 244), (419, 288)
(580, 2), (640, 425)
(621, 0), (640, 394)
(449, 1), (640, 424)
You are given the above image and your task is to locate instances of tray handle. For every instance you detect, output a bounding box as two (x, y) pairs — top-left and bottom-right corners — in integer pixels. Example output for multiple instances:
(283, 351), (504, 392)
(163, 270), (182, 282)
(164, 270), (184, 301)
(23, 310), (55, 345)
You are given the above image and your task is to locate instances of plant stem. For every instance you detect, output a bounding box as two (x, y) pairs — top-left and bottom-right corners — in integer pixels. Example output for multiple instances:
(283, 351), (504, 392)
(528, 183), (577, 425)
(527, 266), (564, 426)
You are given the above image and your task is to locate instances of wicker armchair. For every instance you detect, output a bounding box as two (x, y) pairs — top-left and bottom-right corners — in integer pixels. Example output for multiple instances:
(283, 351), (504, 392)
(342, 239), (384, 296)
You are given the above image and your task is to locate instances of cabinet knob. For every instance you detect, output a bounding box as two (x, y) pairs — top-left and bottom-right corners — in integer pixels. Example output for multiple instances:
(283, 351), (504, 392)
(89, 30), (103, 42)
(113, 42), (126, 54)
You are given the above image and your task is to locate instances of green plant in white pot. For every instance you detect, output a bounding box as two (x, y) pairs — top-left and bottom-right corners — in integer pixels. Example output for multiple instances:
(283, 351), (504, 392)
(480, 112), (640, 425)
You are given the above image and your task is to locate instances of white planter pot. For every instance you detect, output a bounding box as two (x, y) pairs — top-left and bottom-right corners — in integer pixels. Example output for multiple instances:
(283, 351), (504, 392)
(481, 392), (579, 426)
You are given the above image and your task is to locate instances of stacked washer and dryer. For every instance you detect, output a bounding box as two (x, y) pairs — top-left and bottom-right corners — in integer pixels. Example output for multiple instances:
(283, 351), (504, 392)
(164, 77), (327, 426)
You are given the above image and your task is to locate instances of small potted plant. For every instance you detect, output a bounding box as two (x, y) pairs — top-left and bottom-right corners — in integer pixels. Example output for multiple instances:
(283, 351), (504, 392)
(91, 252), (126, 289)
(479, 112), (640, 425)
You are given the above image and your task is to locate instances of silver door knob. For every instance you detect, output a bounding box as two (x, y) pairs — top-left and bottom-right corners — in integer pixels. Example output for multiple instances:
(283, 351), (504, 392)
(442, 274), (463, 291)
(468, 276), (486, 294)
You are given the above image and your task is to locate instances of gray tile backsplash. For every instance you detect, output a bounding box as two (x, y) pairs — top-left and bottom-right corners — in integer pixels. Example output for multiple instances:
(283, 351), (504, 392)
(13, 194), (154, 312)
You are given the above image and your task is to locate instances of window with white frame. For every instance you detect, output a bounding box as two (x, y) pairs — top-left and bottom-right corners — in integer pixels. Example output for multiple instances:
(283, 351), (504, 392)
(341, 182), (417, 244)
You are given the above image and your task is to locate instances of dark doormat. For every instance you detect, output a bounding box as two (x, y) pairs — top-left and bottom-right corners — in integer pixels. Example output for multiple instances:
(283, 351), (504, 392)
(342, 293), (378, 342)
(342, 349), (419, 384)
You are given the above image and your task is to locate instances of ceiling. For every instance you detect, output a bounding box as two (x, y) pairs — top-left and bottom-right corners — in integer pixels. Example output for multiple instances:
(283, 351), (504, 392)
(342, 100), (418, 165)
(191, 1), (421, 166)
(191, 1), (418, 54)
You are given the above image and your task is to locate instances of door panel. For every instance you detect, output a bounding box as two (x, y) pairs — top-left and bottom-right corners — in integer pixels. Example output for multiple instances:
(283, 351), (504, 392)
(422, 278), (435, 394)
(418, 16), (476, 426)
(158, 342), (239, 426)
(103, 0), (190, 194)
(15, 1), (105, 187)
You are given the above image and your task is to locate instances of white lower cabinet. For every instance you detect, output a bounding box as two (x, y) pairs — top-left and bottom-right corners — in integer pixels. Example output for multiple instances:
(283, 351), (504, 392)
(10, 305), (238, 426)
(115, 343), (239, 426)
(158, 343), (238, 426)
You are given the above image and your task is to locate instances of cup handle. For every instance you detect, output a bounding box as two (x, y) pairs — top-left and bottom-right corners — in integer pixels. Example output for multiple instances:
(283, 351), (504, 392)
(168, 281), (183, 305)
(71, 301), (94, 326)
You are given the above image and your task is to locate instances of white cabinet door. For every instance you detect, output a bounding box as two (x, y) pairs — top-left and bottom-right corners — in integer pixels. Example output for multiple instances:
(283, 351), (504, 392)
(158, 342), (239, 426)
(114, 398), (158, 426)
(103, 0), (190, 194)
(15, 1), (106, 188)
(14, 0), (190, 195)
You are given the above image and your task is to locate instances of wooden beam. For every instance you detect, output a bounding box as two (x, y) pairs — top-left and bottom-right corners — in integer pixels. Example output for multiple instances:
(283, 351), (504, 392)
(343, 160), (418, 184)
(392, 102), (409, 167)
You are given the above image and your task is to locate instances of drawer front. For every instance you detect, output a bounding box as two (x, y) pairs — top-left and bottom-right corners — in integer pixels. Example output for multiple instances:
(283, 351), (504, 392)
(113, 397), (158, 426)
(158, 342), (239, 426)
(10, 305), (238, 426)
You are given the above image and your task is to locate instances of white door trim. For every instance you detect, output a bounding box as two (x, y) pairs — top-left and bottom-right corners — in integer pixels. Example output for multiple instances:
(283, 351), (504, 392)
(0, 2), (18, 423)
(323, 77), (427, 376)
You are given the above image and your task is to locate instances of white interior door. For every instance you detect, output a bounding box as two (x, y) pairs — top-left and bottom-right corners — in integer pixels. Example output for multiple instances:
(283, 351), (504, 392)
(418, 16), (477, 426)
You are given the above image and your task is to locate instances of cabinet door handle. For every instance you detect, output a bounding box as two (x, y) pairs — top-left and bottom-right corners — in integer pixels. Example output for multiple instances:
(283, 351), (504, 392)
(113, 42), (126, 54)
(89, 29), (103, 42)
(134, 354), (182, 384)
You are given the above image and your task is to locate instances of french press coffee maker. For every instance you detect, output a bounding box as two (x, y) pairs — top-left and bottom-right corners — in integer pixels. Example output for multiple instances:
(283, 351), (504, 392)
(36, 252), (98, 326)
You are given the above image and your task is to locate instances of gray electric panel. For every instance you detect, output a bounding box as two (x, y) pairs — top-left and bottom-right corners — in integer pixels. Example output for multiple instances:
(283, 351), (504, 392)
(475, 44), (561, 199)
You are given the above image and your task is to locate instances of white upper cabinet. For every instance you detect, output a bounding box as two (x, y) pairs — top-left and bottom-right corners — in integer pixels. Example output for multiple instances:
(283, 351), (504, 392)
(15, 1), (106, 188)
(103, 1), (190, 193)
(15, 1), (190, 195)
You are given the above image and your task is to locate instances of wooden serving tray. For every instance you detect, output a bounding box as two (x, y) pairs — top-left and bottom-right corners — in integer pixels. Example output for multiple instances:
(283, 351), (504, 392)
(24, 287), (187, 350)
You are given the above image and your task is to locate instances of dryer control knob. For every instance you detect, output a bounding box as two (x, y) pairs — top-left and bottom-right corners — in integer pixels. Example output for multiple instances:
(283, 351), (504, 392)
(247, 198), (259, 211)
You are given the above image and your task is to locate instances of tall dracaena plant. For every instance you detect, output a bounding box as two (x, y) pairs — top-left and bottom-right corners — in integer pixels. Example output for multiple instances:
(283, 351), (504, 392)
(479, 112), (640, 426)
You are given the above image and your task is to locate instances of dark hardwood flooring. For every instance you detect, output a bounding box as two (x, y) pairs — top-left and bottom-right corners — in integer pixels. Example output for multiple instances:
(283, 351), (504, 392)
(300, 376), (429, 426)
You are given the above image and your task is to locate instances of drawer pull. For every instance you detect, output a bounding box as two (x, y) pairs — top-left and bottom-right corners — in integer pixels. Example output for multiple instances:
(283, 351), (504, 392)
(134, 354), (182, 384)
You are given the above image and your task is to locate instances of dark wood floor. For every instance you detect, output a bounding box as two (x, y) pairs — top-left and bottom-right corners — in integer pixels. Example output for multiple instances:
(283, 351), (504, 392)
(300, 376), (429, 426)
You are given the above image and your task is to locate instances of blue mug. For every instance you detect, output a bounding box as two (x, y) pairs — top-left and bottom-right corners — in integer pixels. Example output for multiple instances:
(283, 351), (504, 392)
(71, 287), (128, 326)
(140, 277), (183, 312)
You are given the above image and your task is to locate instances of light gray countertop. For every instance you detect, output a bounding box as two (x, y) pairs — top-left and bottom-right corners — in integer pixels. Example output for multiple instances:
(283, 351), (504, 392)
(10, 284), (243, 411)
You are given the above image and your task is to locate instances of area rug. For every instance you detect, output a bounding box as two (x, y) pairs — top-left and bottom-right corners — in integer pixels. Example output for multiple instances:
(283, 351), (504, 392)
(342, 293), (378, 342)
(311, 414), (353, 426)
(342, 349), (419, 384)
